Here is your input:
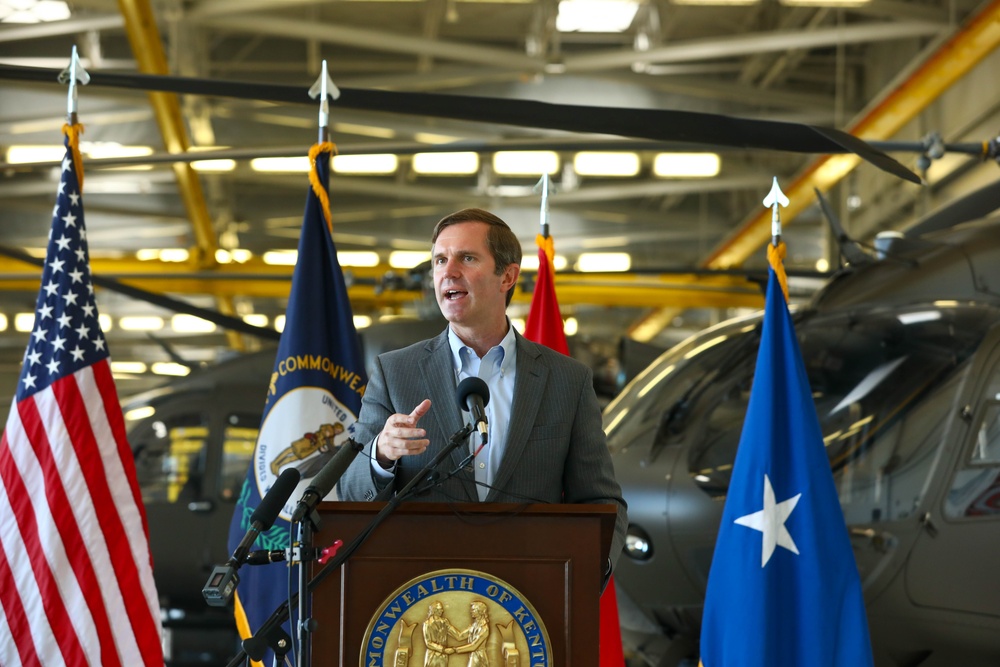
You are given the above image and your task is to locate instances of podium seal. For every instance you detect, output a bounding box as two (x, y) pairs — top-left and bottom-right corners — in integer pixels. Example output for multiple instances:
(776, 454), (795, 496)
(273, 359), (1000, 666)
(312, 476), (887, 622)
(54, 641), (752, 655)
(361, 569), (551, 667)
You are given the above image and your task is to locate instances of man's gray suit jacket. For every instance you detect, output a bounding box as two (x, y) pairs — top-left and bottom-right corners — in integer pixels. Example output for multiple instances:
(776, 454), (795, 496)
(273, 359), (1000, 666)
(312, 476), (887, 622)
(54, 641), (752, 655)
(337, 328), (628, 572)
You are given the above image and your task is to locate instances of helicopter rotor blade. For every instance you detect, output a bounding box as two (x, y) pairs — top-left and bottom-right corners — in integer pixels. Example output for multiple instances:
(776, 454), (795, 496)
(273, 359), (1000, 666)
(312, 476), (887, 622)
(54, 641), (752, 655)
(813, 187), (872, 267)
(904, 178), (1000, 238)
(0, 63), (919, 184)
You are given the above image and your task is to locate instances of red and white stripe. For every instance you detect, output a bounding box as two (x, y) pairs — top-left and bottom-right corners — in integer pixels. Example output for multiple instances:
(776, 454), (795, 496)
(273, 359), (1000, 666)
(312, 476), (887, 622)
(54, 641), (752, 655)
(0, 359), (163, 667)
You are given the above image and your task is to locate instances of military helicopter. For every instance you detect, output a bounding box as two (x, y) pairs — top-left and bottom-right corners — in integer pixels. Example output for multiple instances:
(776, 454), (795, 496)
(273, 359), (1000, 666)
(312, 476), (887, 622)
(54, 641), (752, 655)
(607, 173), (1000, 667)
(1, 25), (995, 664)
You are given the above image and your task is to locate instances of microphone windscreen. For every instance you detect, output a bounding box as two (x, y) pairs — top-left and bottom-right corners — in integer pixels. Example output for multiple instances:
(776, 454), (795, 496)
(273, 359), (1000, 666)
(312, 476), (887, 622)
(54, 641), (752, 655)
(456, 376), (490, 411)
(250, 467), (301, 530)
(309, 438), (364, 498)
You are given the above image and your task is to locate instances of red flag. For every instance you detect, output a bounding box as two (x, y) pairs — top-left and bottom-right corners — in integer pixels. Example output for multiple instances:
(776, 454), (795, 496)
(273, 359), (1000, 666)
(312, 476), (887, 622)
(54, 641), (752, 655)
(0, 125), (164, 666)
(522, 233), (625, 667)
(524, 234), (569, 355)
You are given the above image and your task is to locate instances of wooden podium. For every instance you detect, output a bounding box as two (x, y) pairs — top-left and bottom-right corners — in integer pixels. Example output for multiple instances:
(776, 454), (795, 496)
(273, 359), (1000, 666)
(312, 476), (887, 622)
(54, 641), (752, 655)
(310, 501), (616, 667)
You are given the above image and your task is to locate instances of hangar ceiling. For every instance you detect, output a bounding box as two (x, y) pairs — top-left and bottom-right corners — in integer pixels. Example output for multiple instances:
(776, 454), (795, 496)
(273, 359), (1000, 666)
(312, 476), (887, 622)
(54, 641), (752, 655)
(0, 0), (998, 398)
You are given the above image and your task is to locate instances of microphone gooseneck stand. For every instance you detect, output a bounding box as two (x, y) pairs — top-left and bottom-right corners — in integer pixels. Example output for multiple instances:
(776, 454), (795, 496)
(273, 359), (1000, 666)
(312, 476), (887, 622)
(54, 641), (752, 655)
(226, 422), (476, 667)
(296, 508), (318, 667)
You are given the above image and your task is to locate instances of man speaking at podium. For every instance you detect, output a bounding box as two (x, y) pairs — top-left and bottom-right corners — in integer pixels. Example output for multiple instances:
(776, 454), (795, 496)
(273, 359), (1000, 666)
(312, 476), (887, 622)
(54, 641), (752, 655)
(338, 207), (627, 574)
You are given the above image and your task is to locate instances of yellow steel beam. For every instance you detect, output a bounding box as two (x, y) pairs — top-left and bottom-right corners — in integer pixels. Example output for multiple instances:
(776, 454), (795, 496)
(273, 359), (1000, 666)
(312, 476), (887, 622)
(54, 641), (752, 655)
(0, 278), (760, 310)
(630, 0), (1000, 341)
(116, 0), (218, 268)
(0, 255), (763, 309)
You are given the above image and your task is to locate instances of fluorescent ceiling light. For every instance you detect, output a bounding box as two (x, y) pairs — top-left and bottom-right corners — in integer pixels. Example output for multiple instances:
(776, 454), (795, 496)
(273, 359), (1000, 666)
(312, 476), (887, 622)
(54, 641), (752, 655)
(216, 248), (252, 264)
(510, 317), (526, 334)
(263, 250), (298, 266)
(274, 315), (286, 333)
(159, 248), (190, 263)
(99, 314), (112, 332)
(83, 142), (153, 160)
(242, 313), (269, 328)
(573, 151), (640, 177)
(119, 316), (165, 332)
(653, 152), (720, 178)
(251, 156), (310, 173)
(412, 152), (479, 175)
(521, 254), (568, 271)
(576, 252), (631, 272)
(6, 142), (152, 164)
(332, 153), (398, 175)
(493, 151), (560, 176)
(557, 0), (639, 33)
(191, 158), (236, 172)
(338, 251), (380, 267)
(564, 317), (578, 336)
(14, 313), (34, 332)
(111, 361), (147, 375)
(136, 249), (159, 261)
(0, 313), (6, 332)
(353, 315), (372, 329)
(388, 251), (431, 269)
(5, 145), (63, 163)
(171, 314), (216, 333)
(151, 362), (190, 377)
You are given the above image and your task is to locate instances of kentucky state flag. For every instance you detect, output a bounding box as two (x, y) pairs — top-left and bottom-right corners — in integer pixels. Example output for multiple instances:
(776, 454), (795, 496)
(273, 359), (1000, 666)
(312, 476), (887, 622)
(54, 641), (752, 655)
(227, 143), (367, 664)
(699, 252), (873, 667)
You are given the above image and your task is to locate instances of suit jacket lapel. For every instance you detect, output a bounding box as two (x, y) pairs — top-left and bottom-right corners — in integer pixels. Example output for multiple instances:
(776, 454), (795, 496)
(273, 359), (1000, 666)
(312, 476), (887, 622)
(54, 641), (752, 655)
(419, 329), (478, 502)
(488, 334), (547, 501)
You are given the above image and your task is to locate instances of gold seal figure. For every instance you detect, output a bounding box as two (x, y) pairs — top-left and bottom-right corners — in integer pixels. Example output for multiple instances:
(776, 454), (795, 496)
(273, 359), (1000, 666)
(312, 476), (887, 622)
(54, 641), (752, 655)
(269, 422), (344, 475)
(446, 600), (490, 667)
(423, 601), (458, 667)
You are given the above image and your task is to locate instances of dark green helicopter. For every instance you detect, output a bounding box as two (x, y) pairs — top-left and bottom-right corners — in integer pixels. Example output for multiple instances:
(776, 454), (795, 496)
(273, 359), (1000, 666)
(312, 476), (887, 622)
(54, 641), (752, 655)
(608, 174), (1000, 667)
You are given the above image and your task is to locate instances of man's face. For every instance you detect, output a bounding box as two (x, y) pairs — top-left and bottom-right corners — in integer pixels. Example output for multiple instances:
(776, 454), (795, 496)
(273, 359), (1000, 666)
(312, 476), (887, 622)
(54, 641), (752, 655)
(432, 222), (516, 328)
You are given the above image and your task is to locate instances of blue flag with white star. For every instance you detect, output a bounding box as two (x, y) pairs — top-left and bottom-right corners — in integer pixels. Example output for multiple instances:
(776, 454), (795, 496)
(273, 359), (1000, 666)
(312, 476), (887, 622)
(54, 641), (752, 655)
(699, 264), (874, 667)
(226, 144), (366, 665)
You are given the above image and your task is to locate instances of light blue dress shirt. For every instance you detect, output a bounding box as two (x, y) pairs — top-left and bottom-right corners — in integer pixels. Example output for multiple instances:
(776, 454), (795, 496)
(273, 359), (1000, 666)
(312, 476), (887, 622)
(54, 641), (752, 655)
(447, 324), (517, 501)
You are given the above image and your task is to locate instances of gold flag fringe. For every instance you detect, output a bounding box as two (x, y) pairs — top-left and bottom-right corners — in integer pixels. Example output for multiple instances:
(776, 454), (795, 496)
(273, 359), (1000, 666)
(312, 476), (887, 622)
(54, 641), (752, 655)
(308, 141), (338, 234)
(62, 123), (85, 191)
(767, 241), (790, 304)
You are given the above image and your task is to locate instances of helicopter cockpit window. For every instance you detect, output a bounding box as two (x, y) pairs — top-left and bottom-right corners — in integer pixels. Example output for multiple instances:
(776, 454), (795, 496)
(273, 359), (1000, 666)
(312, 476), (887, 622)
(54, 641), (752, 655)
(613, 303), (994, 527)
(603, 313), (762, 455)
(945, 396), (1000, 518)
(131, 411), (209, 505)
(220, 412), (260, 502)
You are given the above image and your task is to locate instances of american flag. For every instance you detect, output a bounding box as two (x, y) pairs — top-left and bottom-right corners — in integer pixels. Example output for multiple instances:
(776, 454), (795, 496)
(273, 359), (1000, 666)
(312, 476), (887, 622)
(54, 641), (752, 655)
(0, 129), (164, 666)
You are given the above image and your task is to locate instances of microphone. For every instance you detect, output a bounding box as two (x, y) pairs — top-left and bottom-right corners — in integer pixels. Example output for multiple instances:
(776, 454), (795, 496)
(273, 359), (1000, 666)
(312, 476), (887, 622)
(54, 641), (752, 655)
(456, 376), (490, 447)
(202, 467), (301, 607)
(290, 438), (365, 523)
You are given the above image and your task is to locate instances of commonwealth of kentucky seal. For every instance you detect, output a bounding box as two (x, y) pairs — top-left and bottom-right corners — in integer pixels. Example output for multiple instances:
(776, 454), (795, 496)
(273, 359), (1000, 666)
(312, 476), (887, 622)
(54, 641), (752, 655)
(362, 569), (551, 667)
(253, 386), (357, 520)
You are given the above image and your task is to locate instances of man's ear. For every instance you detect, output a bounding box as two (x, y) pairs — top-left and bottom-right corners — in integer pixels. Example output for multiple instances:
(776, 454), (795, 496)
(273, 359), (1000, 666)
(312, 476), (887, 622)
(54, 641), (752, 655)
(501, 263), (520, 292)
